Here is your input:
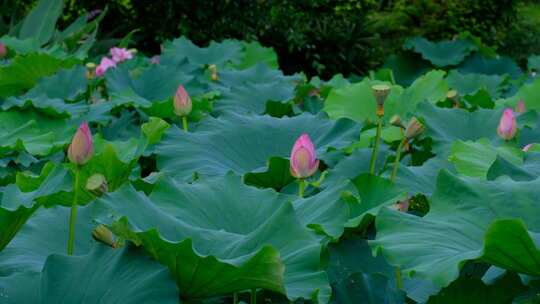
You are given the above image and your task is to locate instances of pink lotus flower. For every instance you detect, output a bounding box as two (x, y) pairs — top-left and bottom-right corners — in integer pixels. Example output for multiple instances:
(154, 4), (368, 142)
(0, 43), (6, 58)
(497, 109), (517, 141)
(110, 47), (133, 63)
(523, 143), (533, 152)
(68, 121), (94, 165)
(290, 134), (319, 179)
(96, 57), (116, 77)
(516, 99), (526, 113)
(173, 84), (192, 117)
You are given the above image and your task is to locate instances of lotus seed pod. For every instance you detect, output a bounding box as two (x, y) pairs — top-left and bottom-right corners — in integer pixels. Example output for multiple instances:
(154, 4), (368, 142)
(390, 115), (405, 129)
(92, 225), (120, 248)
(68, 121), (94, 166)
(497, 109), (517, 141)
(405, 118), (425, 139)
(86, 173), (108, 196)
(208, 64), (218, 81)
(85, 62), (96, 79)
(372, 84), (391, 105)
(173, 84), (192, 117)
(290, 134), (319, 179)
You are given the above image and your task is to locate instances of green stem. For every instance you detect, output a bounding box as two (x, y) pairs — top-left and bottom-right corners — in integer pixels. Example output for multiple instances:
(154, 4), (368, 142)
(396, 267), (403, 290)
(390, 137), (407, 183)
(298, 179), (306, 198)
(67, 167), (81, 255)
(369, 116), (383, 174)
(233, 292), (238, 304)
(251, 288), (256, 304)
(182, 116), (188, 132)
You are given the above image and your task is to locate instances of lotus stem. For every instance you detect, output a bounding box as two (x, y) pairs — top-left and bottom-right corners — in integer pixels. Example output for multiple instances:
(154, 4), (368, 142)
(298, 179), (306, 198)
(182, 116), (188, 132)
(369, 116), (383, 174)
(251, 288), (256, 304)
(391, 137), (407, 183)
(233, 292), (238, 304)
(396, 267), (403, 290)
(67, 167), (81, 255)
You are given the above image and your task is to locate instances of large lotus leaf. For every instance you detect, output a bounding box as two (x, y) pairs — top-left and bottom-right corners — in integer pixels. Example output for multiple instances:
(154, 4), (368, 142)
(214, 80), (295, 115)
(324, 71), (447, 123)
(386, 157), (454, 196)
(2, 65), (89, 117)
(404, 37), (477, 67)
(449, 138), (523, 179)
(416, 102), (502, 154)
(156, 112), (361, 180)
(445, 70), (509, 98)
(384, 53), (432, 87)
(0, 36), (40, 54)
(244, 156), (295, 191)
(487, 152), (540, 181)
(19, 0), (64, 46)
(0, 53), (77, 97)
(233, 41), (279, 70)
(107, 63), (202, 108)
(212, 63), (298, 88)
(426, 272), (526, 304)
(0, 109), (74, 156)
(163, 36), (243, 67)
(324, 147), (390, 186)
(0, 202), (109, 276)
(459, 53), (522, 78)
(370, 170), (540, 288)
(98, 173), (331, 302)
(497, 78), (540, 111)
(527, 55), (540, 71)
(0, 243), (179, 304)
(327, 238), (405, 304)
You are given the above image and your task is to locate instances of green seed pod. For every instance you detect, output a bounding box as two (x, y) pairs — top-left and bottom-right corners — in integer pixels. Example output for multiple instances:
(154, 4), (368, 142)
(86, 173), (108, 196)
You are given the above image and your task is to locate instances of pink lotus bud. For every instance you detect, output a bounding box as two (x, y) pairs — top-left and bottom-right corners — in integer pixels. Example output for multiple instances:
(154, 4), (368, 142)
(289, 134), (319, 179)
(516, 99), (526, 113)
(523, 143), (533, 152)
(68, 121), (94, 165)
(173, 84), (192, 117)
(0, 43), (6, 58)
(497, 109), (517, 141)
(110, 47), (133, 63)
(151, 56), (160, 64)
(95, 57), (116, 77)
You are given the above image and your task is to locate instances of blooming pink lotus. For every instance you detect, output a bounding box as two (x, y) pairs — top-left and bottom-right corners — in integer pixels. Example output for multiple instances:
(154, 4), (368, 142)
(497, 109), (517, 141)
(110, 47), (133, 63)
(523, 143), (533, 152)
(290, 134), (319, 179)
(96, 57), (116, 77)
(0, 43), (6, 58)
(68, 121), (94, 165)
(173, 84), (192, 117)
(516, 99), (526, 113)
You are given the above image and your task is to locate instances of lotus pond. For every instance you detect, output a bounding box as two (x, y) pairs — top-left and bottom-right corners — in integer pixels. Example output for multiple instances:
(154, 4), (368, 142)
(2, 2), (540, 304)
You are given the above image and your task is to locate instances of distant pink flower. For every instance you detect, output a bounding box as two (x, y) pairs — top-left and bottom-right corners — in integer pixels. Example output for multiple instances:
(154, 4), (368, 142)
(523, 143), (533, 152)
(110, 47), (133, 63)
(0, 43), (6, 58)
(68, 121), (94, 165)
(497, 109), (517, 141)
(397, 199), (410, 212)
(173, 84), (192, 117)
(95, 57), (116, 77)
(290, 134), (319, 179)
(516, 99), (526, 113)
(151, 56), (160, 65)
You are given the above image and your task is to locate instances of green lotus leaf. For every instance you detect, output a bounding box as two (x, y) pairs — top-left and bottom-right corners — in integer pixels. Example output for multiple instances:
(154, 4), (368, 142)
(0, 53), (78, 97)
(384, 53), (432, 87)
(0, 243), (179, 304)
(244, 156), (295, 191)
(233, 41), (279, 70)
(445, 70), (509, 98)
(527, 55), (540, 72)
(459, 53), (522, 78)
(497, 78), (540, 111)
(464, 88), (495, 109)
(404, 37), (477, 67)
(324, 70), (447, 123)
(324, 147), (390, 186)
(0, 109), (75, 156)
(212, 63), (298, 88)
(98, 173), (331, 302)
(163, 36), (243, 67)
(487, 152), (540, 181)
(416, 102), (502, 154)
(370, 170), (540, 288)
(156, 112), (361, 180)
(3, 65), (89, 117)
(449, 138), (523, 179)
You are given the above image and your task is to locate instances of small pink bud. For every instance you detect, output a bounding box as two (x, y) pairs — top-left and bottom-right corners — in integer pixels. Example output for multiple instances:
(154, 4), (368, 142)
(0, 43), (6, 58)
(173, 84), (192, 117)
(68, 122), (94, 165)
(497, 109), (517, 141)
(110, 47), (133, 63)
(289, 134), (319, 179)
(516, 99), (526, 113)
(95, 57), (116, 77)
(151, 56), (160, 65)
(523, 143), (533, 152)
